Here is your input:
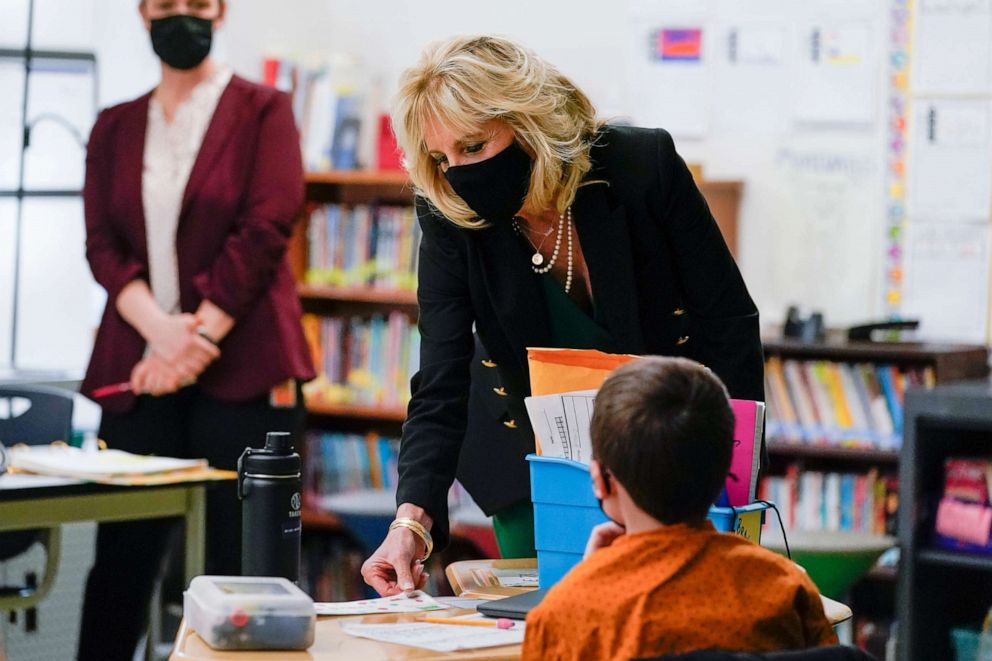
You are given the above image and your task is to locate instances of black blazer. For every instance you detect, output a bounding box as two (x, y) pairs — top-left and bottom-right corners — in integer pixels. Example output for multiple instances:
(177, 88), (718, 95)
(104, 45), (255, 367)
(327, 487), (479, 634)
(396, 125), (764, 549)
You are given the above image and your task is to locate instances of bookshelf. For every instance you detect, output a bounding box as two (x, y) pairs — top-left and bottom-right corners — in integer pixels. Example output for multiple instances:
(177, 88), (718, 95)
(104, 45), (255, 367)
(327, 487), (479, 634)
(760, 337), (989, 651)
(898, 380), (992, 661)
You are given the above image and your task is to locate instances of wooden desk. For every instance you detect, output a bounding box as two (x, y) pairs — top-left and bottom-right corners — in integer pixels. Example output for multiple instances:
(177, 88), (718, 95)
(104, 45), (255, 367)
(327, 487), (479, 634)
(445, 558), (853, 626)
(0, 472), (228, 610)
(170, 609), (520, 661)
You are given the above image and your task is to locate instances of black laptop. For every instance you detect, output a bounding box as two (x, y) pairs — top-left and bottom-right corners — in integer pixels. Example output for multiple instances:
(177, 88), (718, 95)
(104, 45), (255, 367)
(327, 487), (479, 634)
(476, 587), (550, 620)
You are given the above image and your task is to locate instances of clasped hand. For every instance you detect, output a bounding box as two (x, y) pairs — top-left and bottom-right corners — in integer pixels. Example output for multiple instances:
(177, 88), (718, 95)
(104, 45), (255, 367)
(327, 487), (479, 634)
(131, 313), (220, 396)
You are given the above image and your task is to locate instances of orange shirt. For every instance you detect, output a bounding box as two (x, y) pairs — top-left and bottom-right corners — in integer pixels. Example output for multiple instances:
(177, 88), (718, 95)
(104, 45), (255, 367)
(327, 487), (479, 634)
(522, 523), (838, 661)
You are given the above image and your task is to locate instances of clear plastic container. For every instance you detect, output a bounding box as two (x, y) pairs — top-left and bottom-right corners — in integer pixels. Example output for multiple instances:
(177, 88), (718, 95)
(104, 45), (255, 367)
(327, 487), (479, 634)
(184, 576), (315, 650)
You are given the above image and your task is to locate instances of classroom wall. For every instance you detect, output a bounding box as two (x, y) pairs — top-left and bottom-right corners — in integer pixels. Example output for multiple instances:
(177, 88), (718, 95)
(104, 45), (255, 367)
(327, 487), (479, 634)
(0, 0), (924, 372)
(212, 0), (892, 330)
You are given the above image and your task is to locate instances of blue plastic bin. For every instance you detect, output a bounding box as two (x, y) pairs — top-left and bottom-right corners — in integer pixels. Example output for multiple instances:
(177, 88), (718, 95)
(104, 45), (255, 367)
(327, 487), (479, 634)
(528, 454), (770, 587)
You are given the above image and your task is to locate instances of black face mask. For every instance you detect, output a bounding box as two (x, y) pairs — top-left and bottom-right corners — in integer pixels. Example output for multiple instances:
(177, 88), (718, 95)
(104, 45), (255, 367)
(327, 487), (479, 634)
(443, 141), (532, 224)
(595, 464), (625, 528)
(150, 14), (214, 71)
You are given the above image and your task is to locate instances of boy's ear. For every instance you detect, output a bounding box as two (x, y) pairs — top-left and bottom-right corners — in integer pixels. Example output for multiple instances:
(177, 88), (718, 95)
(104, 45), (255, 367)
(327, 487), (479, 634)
(590, 458), (607, 499)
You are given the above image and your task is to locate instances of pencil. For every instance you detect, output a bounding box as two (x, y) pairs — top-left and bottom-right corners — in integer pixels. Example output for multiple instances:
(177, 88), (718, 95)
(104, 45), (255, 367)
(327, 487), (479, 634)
(420, 616), (515, 629)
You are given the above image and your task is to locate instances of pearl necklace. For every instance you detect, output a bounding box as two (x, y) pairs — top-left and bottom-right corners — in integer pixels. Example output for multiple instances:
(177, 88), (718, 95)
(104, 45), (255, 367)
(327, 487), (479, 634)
(512, 207), (574, 293)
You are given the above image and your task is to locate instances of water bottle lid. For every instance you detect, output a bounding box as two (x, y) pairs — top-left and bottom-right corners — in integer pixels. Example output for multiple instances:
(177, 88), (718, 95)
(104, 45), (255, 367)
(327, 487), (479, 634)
(240, 432), (301, 476)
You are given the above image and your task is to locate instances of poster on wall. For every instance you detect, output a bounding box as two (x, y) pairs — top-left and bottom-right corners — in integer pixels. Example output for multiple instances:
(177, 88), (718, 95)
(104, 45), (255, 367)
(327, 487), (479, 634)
(629, 23), (711, 139)
(913, 0), (992, 95)
(792, 22), (876, 126)
(901, 222), (991, 344)
(906, 98), (992, 222)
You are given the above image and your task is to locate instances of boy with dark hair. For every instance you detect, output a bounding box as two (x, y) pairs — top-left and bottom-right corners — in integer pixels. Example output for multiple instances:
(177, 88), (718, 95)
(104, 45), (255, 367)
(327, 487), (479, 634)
(522, 357), (837, 661)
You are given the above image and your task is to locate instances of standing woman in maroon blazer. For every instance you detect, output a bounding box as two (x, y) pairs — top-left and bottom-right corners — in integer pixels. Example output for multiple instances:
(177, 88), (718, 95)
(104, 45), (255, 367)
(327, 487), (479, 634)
(77, 1), (315, 658)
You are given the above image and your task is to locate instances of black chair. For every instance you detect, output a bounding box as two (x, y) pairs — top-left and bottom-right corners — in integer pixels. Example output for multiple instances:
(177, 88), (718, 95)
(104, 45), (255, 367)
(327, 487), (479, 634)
(0, 384), (73, 611)
(635, 645), (879, 661)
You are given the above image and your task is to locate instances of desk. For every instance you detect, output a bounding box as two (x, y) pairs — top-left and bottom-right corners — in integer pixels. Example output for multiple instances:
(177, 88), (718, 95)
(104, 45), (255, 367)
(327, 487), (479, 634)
(445, 558), (854, 627)
(0, 472), (222, 609)
(170, 609), (520, 660)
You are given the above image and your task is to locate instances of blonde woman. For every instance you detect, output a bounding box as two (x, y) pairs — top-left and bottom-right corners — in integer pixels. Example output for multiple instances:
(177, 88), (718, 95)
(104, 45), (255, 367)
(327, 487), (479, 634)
(361, 35), (763, 596)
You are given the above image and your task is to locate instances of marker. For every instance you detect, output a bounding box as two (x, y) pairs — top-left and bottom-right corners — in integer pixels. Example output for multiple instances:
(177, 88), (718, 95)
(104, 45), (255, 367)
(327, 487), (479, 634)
(420, 616), (515, 629)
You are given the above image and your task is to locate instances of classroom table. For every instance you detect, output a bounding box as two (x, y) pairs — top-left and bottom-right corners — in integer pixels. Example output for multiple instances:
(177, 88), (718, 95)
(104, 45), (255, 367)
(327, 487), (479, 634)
(170, 609), (520, 661)
(0, 471), (229, 610)
(444, 558), (854, 627)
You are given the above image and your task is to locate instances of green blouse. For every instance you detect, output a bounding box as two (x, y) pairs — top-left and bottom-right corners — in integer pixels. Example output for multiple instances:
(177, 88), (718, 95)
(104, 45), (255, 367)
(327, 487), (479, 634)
(539, 275), (617, 352)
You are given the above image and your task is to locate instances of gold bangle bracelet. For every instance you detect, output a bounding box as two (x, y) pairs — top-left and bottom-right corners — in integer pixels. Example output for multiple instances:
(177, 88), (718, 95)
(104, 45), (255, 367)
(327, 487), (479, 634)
(389, 517), (434, 562)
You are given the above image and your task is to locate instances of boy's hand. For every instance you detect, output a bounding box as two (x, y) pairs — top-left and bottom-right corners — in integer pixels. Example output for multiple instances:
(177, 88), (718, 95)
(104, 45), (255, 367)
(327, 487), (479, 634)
(584, 521), (625, 558)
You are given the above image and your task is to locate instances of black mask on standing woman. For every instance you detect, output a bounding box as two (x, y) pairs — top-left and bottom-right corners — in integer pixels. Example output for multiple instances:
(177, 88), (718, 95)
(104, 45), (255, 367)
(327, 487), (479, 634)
(443, 141), (533, 223)
(150, 14), (214, 70)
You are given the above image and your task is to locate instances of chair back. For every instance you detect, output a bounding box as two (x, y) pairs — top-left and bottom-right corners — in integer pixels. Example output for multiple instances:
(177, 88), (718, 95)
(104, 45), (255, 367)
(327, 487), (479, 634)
(0, 384), (73, 446)
(0, 384), (74, 563)
(635, 644), (879, 661)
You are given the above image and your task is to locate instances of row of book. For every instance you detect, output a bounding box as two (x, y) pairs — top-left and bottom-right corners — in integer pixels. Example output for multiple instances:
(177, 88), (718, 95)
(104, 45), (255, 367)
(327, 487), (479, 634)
(262, 55), (366, 170)
(300, 534), (366, 602)
(304, 431), (400, 498)
(306, 204), (421, 291)
(759, 465), (899, 536)
(764, 356), (936, 450)
(302, 312), (421, 408)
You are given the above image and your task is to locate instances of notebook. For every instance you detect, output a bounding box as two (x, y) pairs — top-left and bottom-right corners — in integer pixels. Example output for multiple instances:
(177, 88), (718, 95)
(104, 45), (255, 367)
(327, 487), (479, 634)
(476, 588), (549, 621)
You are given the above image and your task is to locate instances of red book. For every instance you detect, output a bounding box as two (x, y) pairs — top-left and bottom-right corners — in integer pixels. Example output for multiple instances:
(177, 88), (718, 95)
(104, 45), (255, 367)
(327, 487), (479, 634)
(376, 114), (404, 171)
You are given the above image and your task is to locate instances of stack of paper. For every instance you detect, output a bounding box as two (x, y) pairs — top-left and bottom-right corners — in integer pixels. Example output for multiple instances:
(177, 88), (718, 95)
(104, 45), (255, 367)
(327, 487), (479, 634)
(10, 445), (207, 481)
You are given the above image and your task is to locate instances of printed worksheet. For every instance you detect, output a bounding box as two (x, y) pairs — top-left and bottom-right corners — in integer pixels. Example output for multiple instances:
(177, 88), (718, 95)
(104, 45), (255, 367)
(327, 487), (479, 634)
(524, 389), (597, 463)
(315, 590), (444, 615)
(340, 617), (525, 652)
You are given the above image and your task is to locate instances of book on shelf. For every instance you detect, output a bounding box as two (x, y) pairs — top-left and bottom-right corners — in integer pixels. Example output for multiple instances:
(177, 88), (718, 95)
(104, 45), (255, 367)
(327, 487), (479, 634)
(302, 311), (420, 408)
(764, 356), (933, 450)
(760, 464), (898, 536)
(306, 203), (420, 291)
(300, 534), (366, 602)
(264, 54), (401, 171)
(304, 431), (400, 502)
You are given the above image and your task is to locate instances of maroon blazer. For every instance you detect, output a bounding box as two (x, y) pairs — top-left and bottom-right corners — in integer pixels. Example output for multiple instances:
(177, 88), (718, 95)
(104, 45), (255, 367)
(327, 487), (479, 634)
(81, 75), (316, 412)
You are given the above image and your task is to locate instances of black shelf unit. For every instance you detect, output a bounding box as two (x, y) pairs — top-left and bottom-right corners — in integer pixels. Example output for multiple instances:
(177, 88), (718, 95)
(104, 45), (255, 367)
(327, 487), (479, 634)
(898, 379), (992, 661)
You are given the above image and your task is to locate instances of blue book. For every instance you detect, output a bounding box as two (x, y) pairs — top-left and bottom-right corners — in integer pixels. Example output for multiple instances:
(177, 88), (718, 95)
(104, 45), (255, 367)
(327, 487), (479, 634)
(840, 474), (854, 531)
(876, 365), (903, 437)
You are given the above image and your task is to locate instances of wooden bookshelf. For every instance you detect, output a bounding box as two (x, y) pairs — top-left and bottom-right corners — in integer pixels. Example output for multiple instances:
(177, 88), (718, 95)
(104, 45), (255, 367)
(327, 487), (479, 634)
(305, 170), (410, 187)
(298, 283), (417, 305)
(306, 400), (408, 423)
(301, 507), (342, 532)
(766, 442), (900, 464)
(763, 339), (989, 383)
(762, 337), (989, 637)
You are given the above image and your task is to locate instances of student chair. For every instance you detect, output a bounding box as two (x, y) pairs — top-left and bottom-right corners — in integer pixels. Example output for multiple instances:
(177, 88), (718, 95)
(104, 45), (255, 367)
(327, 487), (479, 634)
(635, 644), (879, 661)
(0, 384), (73, 611)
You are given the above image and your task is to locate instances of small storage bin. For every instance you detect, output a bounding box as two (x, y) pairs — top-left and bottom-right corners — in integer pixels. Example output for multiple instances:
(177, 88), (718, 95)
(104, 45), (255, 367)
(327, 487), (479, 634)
(184, 576), (315, 650)
(528, 454), (769, 587)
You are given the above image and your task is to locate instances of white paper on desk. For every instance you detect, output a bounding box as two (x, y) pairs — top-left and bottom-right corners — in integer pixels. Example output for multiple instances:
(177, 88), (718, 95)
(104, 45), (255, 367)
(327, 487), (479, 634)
(914, 0), (992, 95)
(10, 446), (206, 479)
(902, 222), (991, 343)
(315, 590), (444, 615)
(907, 99), (992, 222)
(340, 617), (525, 652)
(525, 389), (597, 465)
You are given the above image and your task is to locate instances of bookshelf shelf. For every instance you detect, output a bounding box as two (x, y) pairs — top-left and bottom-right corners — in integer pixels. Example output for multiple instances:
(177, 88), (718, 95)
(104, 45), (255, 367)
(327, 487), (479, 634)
(305, 170), (410, 187)
(301, 507), (342, 532)
(298, 284), (418, 308)
(306, 400), (408, 423)
(766, 442), (900, 464)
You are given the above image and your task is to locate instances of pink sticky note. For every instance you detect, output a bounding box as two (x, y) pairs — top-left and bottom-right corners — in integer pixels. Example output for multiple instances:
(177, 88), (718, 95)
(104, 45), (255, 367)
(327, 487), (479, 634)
(936, 497), (992, 546)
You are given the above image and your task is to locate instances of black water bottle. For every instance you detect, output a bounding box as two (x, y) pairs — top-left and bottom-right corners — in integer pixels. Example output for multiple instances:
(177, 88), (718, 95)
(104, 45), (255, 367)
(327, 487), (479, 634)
(238, 431), (303, 582)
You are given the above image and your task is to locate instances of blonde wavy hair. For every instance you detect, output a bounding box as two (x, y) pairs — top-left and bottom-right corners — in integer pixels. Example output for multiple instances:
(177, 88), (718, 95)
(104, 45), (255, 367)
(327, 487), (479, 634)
(392, 35), (601, 229)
